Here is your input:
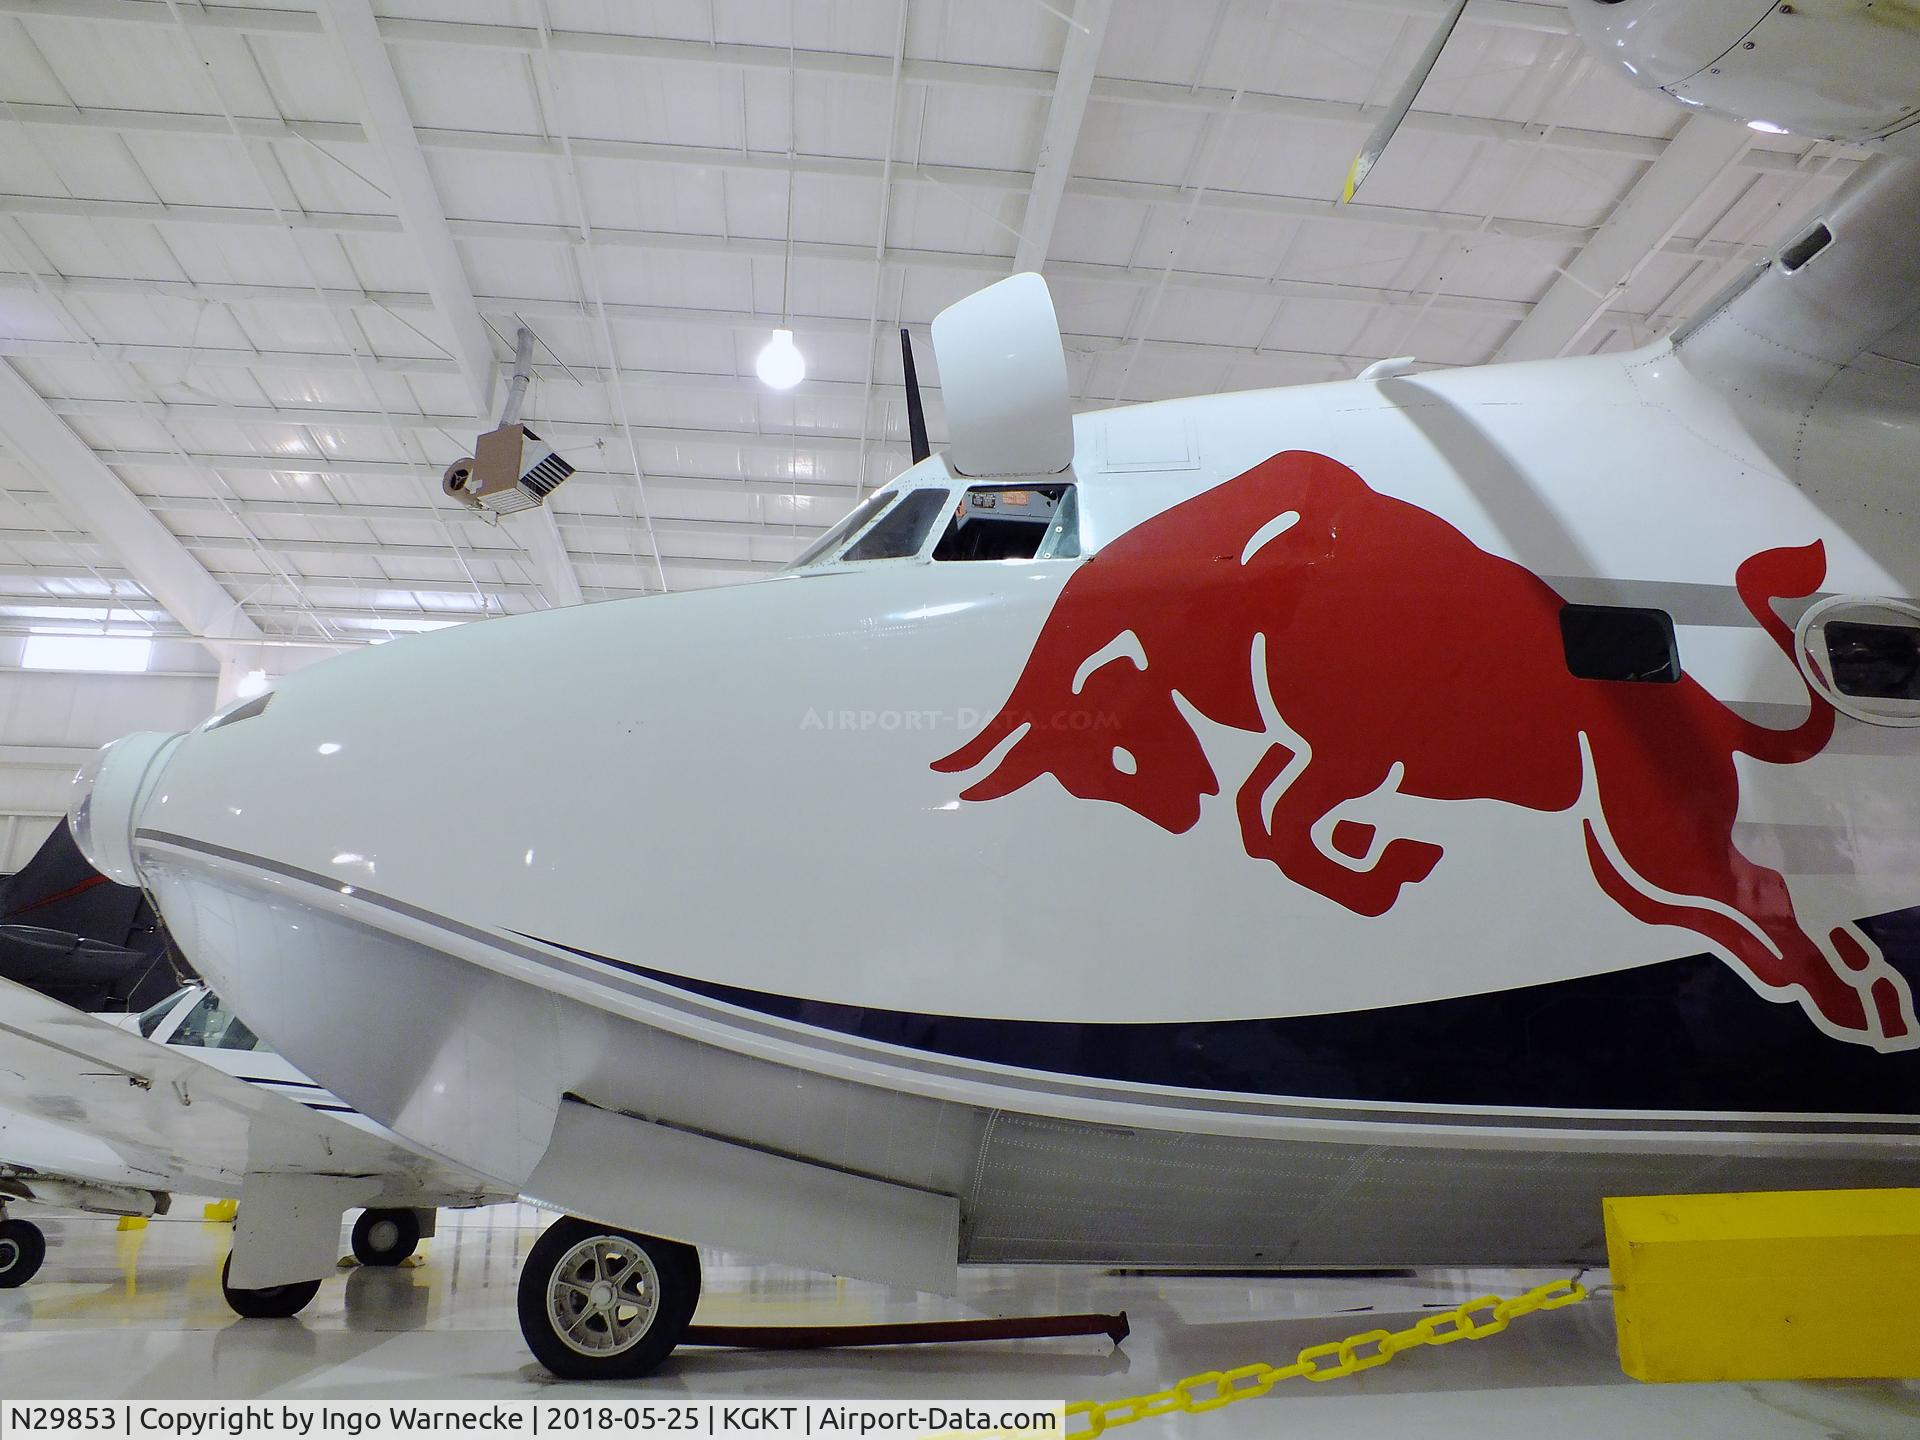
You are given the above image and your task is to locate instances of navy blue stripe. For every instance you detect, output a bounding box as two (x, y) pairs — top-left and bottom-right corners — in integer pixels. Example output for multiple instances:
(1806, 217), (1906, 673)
(522, 910), (1920, 1116)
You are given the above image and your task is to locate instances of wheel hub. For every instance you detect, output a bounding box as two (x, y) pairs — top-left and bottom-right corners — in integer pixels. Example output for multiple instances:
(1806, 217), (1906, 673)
(546, 1235), (660, 1358)
(0, 1238), (17, 1271)
(368, 1220), (399, 1252)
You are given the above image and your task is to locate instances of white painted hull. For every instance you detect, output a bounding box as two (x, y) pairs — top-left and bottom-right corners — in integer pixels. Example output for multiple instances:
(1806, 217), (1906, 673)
(87, 341), (1920, 1277)
(139, 825), (1920, 1271)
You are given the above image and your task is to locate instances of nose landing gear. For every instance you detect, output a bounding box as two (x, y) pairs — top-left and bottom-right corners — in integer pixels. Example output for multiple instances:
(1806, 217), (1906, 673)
(219, 1253), (321, 1318)
(351, 1208), (423, 1267)
(516, 1217), (702, 1380)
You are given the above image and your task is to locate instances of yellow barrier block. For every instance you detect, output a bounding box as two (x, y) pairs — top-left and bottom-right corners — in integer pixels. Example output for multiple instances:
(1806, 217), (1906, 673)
(202, 1198), (238, 1223)
(115, 1215), (147, 1232)
(1604, 1188), (1920, 1381)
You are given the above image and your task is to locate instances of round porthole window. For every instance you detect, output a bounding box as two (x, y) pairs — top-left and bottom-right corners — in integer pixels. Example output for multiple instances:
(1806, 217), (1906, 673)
(1794, 595), (1920, 727)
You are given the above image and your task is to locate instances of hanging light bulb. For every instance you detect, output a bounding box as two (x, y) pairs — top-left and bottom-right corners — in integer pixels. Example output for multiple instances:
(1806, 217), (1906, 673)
(756, 328), (806, 390)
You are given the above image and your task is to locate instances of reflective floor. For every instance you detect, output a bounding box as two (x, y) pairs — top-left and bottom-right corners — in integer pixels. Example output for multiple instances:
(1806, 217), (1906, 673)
(1, 1206), (1916, 1437)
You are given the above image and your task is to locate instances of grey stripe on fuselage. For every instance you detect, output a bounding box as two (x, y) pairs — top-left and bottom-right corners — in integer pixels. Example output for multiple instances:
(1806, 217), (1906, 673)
(1545, 575), (1806, 629)
(1547, 577), (1916, 756)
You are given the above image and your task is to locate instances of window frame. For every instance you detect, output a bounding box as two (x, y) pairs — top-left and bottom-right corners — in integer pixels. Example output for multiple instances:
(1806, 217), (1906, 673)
(1799, 597), (1920, 728)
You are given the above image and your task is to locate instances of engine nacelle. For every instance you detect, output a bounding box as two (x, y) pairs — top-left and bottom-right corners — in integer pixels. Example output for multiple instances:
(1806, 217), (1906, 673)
(1570, 0), (1920, 151)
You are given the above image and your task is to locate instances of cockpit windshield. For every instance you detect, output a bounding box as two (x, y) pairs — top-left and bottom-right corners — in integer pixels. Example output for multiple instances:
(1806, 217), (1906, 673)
(785, 474), (1082, 571)
(842, 488), (950, 562)
(785, 485), (952, 571)
(785, 490), (899, 571)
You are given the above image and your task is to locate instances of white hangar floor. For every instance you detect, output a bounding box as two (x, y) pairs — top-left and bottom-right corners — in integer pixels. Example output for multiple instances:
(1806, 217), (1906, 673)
(2, 1208), (1915, 1439)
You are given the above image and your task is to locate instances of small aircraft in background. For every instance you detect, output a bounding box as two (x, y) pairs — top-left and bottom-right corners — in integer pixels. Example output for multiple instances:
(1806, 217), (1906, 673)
(59, 0), (1920, 1381)
(0, 979), (507, 1311)
(0, 821), (184, 1015)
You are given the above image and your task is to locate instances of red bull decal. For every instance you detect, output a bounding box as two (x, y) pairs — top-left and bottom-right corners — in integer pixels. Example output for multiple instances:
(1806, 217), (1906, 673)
(934, 450), (1918, 1053)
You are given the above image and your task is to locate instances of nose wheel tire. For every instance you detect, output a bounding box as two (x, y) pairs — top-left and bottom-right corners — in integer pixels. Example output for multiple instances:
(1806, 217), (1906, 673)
(220, 1254), (322, 1319)
(517, 1217), (701, 1380)
(0, 1218), (46, 1288)
(351, 1208), (421, 1266)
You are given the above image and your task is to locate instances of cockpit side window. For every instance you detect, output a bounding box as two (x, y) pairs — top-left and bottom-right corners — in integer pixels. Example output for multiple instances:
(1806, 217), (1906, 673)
(136, 987), (192, 1038)
(841, 488), (951, 562)
(785, 491), (899, 571)
(168, 991), (266, 1051)
(933, 484), (1079, 562)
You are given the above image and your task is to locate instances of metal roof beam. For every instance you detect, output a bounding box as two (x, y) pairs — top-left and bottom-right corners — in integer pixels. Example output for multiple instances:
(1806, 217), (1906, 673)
(0, 0), (1571, 38)
(195, 528), (811, 557)
(316, 0), (580, 609)
(89, 433), (867, 467)
(191, 557), (774, 590)
(0, 308), (1507, 379)
(1496, 116), (1754, 362)
(1, 99), (1830, 251)
(0, 194), (1541, 319)
(44, 390), (931, 426)
(0, 1), (1658, 168)
(0, 360), (261, 660)
(3, 508), (824, 545)
(4, 554), (791, 595)
(1014, 0), (1110, 275)
(39, 456), (874, 501)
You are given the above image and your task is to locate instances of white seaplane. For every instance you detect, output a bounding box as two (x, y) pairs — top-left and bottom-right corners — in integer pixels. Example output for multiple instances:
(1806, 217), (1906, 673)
(57, 0), (1920, 1379)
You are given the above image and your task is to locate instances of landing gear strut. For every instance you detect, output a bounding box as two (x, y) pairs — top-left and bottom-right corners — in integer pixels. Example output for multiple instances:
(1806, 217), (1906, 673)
(351, 1208), (422, 1267)
(220, 1253), (321, 1319)
(516, 1217), (701, 1380)
(0, 1215), (46, 1288)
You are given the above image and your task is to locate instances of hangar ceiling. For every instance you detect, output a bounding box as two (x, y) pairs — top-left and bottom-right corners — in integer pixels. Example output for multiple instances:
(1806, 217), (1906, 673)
(0, 0), (1861, 656)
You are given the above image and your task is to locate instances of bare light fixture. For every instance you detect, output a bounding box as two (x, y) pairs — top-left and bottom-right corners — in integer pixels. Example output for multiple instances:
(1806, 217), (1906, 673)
(756, 328), (806, 390)
(759, 6), (807, 392)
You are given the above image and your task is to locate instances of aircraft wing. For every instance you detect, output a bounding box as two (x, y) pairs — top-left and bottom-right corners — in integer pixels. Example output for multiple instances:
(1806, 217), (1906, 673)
(0, 1102), (173, 1199)
(0, 975), (493, 1204)
(1672, 154), (1920, 436)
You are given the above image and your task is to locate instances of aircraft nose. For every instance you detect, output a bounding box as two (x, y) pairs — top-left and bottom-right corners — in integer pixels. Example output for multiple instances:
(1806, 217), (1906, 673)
(67, 730), (184, 886)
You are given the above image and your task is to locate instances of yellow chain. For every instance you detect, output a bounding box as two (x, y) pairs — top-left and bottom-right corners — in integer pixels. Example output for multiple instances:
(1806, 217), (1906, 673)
(1063, 1277), (1589, 1438)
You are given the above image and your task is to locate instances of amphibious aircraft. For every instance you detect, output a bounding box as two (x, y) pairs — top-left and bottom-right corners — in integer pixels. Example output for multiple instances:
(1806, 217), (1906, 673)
(59, 0), (1920, 1380)
(0, 980), (505, 1307)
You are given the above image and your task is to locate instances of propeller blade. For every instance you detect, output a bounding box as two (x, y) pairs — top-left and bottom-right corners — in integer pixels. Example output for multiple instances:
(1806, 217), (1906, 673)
(901, 327), (931, 465)
(1341, 0), (1467, 204)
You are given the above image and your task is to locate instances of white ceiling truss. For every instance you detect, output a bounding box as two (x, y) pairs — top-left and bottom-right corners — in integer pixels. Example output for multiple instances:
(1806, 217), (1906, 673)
(0, 0), (1861, 657)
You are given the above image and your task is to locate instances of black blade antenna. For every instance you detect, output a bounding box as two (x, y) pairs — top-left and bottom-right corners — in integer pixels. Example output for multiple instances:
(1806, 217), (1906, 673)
(901, 327), (931, 466)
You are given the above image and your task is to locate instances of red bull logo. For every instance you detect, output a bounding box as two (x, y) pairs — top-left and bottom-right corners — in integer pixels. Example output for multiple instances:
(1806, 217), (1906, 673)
(934, 450), (1918, 1053)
